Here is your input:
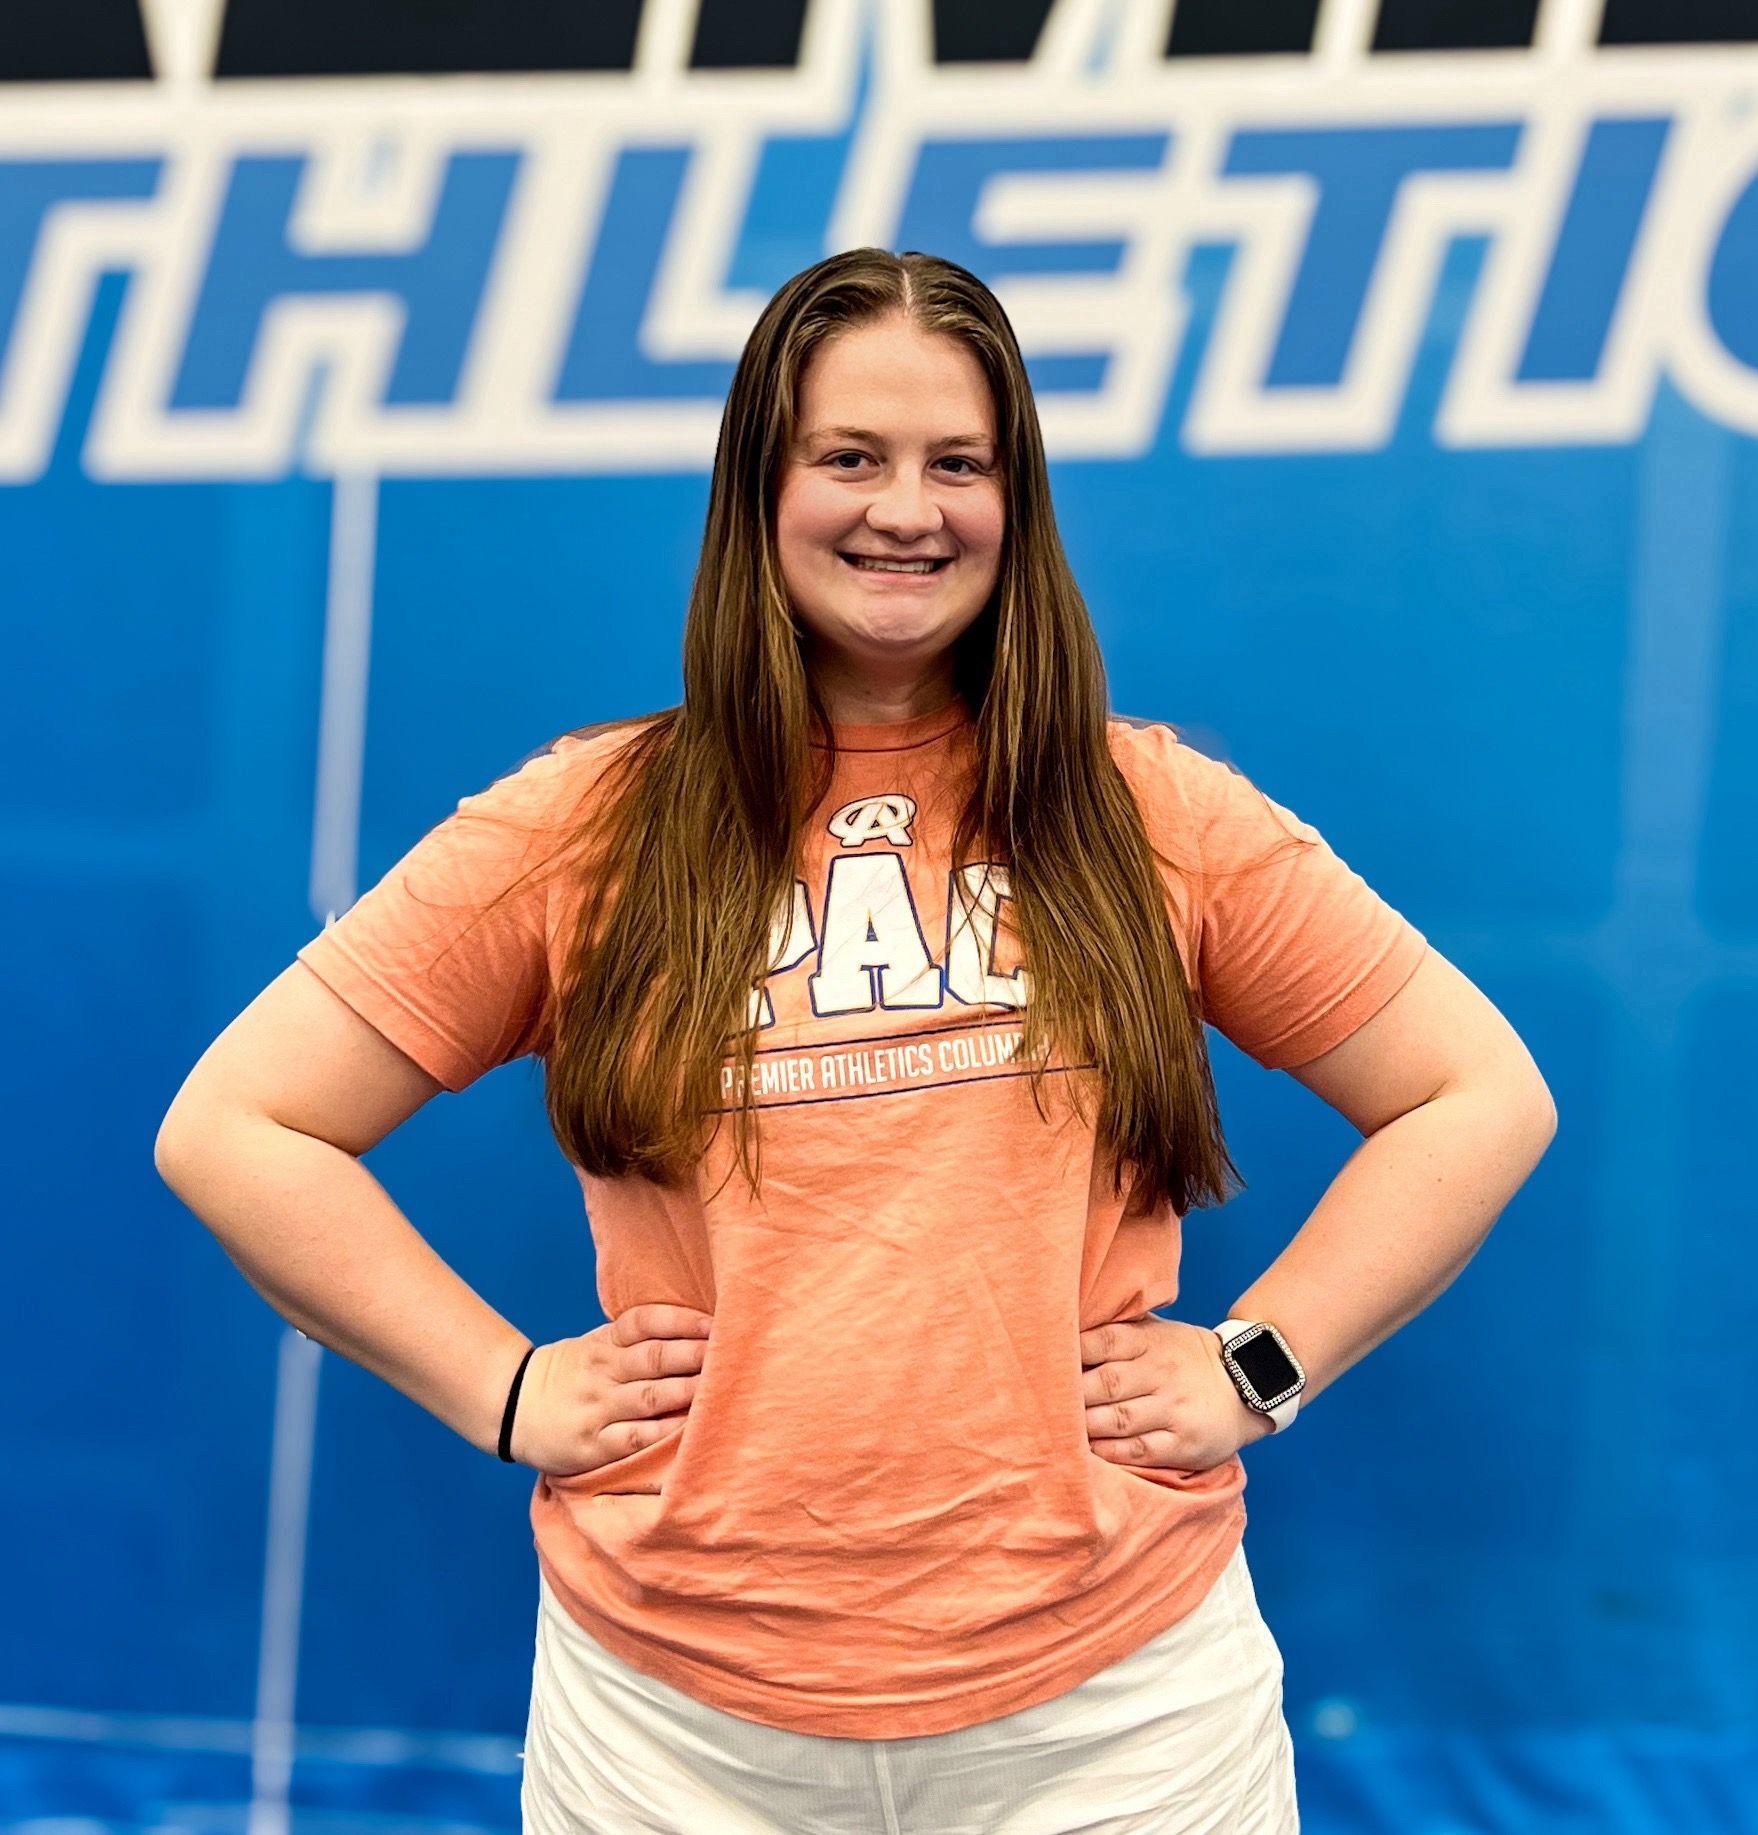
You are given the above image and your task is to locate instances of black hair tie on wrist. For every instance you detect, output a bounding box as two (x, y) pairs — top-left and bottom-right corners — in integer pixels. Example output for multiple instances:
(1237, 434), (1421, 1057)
(498, 1344), (537, 1464)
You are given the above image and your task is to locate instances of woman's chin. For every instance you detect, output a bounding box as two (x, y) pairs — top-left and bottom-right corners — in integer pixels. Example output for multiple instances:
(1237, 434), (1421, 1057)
(795, 592), (991, 674)
(840, 606), (967, 653)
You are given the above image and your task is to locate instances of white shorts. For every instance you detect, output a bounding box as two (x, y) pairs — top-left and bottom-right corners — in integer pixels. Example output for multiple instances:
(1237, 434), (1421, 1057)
(519, 1539), (1299, 1834)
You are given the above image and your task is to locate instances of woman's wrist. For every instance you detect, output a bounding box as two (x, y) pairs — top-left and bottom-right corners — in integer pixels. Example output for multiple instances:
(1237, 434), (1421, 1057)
(481, 1330), (537, 1459)
(496, 1340), (539, 1463)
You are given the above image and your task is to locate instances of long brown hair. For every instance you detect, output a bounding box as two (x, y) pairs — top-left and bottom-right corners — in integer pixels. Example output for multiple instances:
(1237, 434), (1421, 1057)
(529, 248), (1254, 1216)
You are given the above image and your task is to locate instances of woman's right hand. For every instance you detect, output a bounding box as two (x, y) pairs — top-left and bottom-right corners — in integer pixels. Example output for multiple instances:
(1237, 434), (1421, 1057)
(508, 1304), (714, 1475)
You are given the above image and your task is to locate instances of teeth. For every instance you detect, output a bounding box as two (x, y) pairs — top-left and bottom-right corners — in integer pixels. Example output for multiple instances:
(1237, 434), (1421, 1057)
(850, 557), (941, 573)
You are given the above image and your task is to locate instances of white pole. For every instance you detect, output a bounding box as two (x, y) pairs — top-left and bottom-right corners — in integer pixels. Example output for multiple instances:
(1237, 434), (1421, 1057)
(248, 469), (378, 1835)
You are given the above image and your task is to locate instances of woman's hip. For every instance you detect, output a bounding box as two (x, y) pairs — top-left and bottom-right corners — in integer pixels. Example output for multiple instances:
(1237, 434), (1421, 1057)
(519, 1539), (1297, 1834)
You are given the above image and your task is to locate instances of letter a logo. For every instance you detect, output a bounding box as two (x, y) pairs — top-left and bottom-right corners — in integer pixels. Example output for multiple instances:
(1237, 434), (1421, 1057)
(827, 793), (916, 848)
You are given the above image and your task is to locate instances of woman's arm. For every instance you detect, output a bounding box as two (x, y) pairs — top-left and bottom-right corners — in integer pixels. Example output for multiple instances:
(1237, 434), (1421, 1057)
(154, 961), (532, 1456)
(1227, 946), (1558, 1407)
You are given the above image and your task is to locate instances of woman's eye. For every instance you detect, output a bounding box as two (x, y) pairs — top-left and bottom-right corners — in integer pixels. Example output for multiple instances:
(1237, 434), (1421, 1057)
(822, 450), (984, 475)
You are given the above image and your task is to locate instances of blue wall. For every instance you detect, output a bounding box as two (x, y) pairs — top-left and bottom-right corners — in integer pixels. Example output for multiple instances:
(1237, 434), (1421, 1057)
(3, 9), (1755, 1828)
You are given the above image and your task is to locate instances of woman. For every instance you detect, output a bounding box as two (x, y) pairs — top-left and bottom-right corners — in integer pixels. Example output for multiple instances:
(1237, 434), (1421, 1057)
(155, 248), (1557, 1833)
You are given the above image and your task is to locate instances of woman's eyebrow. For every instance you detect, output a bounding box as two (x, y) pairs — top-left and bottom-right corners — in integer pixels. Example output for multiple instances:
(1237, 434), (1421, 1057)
(805, 425), (994, 450)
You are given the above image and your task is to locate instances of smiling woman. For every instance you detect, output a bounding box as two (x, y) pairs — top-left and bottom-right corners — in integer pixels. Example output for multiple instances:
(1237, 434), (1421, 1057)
(775, 325), (1005, 722)
(154, 246), (1554, 1835)
(536, 249), (1238, 1227)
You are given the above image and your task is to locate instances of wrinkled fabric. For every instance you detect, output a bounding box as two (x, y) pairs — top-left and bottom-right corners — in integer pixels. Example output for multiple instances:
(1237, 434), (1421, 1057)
(521, 1538), (1298, 1834)
(297, 696), (1426, 1737)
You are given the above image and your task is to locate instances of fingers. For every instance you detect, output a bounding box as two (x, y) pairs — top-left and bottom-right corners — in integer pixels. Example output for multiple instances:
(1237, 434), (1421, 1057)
(616, 1306), (719, 1365)
(1080, 1346), (1159, 1409)
(610, 1306), (713, 1383)
(1077, 1318), (1150, 1367)
(521, 1311), (713, 1474)
(614, 1304), (714, 1346)
(600, 1367), (701, 1428)
(590, 1305), (716, 1435)
(604, 1409), (691, 1459)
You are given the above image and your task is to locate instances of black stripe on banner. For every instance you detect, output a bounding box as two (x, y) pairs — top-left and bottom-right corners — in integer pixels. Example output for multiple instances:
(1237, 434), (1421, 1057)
(1372, 0), (1541, 51)
(690, 0), (810, 69)
(0, 0), (152, 81)
(931, 0), (1057, 63)
(1166, 0), (1321, 57)
(1600, 0), (1758, 42)
(214, 0), (644, 77)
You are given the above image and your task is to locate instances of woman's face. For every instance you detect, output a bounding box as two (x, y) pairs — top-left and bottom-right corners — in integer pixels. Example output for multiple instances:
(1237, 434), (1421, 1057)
(775, 313), (1005, 710)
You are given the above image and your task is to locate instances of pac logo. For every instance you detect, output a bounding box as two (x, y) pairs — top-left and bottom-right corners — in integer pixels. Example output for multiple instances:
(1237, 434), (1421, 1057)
(745, 856), (1028, 1030)
(828, 794), (916, 849)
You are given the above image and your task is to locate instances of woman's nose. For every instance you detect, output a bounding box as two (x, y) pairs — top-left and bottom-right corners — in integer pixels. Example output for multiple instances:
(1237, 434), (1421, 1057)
(866, 469), (945, 541)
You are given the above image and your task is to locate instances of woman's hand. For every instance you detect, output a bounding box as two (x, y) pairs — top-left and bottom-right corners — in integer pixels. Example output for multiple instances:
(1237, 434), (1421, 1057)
(510, 1304), (714, 1475)
(1081, 1314), (1273, 1472)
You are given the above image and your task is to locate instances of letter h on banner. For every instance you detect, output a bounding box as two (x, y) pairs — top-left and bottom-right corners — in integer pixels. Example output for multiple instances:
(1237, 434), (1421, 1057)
(170, 150), (518, 412)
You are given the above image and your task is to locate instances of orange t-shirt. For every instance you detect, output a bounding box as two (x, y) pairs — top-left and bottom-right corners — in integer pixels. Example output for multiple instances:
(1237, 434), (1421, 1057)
(295, 697), (1427, 1738)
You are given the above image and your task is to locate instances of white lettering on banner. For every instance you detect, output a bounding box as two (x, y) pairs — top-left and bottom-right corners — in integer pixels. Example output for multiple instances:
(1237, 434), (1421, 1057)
(0, 16), (1755, 477)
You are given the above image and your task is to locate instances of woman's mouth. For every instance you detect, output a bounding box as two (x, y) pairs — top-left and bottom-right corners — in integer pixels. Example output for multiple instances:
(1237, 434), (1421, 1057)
(838, 553), (952, 576)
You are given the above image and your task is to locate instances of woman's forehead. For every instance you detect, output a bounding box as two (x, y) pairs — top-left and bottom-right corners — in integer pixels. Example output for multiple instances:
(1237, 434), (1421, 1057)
(796, 376), (990, 451)
(795, 325), (996, 439)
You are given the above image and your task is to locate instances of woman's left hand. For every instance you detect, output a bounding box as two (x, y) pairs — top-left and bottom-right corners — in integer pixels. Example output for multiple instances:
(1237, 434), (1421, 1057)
(1081, 1314), (1274, 1471)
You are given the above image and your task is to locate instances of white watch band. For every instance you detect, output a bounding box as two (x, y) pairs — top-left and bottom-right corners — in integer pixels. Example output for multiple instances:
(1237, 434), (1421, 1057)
(1213, 1318), (1302, 1433)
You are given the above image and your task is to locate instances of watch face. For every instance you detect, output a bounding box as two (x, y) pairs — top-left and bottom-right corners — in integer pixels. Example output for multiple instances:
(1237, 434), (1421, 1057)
(1230, 1329), (1302, 1406)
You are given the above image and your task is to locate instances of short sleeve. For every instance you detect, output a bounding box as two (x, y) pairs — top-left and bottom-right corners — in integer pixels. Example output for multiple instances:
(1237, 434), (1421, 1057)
(1112, 719), (1429, 1072)
(295, 742), (588, 1093)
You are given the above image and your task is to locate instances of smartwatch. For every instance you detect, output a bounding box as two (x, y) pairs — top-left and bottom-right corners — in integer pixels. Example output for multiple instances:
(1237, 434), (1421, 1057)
(1213, 1318), (1305, 1433)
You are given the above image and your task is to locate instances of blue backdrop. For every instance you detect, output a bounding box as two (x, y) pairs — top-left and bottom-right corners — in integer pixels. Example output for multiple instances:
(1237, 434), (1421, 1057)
(4, 3), (1756, 1830)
